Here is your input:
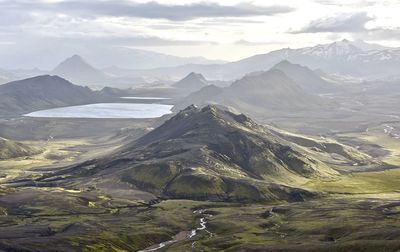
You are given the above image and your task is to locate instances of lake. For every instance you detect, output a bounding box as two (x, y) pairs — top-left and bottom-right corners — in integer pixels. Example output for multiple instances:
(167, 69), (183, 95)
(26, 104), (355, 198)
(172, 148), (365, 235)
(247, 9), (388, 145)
(120, 97), (171, 100)
(25, 103), (173, 119)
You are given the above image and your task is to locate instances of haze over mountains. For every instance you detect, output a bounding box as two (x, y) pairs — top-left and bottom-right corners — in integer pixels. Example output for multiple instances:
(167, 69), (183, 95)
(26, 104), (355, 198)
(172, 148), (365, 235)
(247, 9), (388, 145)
(122, 39), (400, 81)
(0, 46), (226, 70)
(51, 55), (107, 86)
(3, 0), (400, 250)
(174, 65), (333, 119)
(0, 39), (398, 89)
(271, 60), (339, 94)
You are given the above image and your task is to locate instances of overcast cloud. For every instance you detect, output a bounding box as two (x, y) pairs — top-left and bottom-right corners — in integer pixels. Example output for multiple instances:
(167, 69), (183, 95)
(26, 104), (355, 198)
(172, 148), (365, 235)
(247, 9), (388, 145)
(292, 12), (373, 33)
(0, 0), (399, 69)
(0, 1), (294, 21)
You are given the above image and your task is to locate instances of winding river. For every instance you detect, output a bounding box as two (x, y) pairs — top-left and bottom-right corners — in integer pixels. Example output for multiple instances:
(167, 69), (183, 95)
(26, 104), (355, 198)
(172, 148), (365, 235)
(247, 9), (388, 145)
(138, 209), (213, 252)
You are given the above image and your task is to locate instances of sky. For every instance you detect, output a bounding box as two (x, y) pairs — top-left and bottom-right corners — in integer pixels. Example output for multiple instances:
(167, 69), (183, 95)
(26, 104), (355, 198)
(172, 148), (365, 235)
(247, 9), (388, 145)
(0, 0), (400, 69)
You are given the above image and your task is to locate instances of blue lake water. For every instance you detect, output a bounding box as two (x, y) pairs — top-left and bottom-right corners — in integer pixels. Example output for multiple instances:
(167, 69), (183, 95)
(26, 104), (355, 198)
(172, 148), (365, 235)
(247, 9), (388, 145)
(25, 103), (173, 119)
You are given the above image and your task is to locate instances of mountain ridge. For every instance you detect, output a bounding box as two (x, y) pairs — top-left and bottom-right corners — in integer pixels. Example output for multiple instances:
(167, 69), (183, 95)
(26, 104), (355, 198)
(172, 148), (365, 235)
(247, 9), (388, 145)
(173, 68), (330, 119)
(122, 40), (400, 81)
(36, 105), (347, 202)
(0, 75), (106, 116)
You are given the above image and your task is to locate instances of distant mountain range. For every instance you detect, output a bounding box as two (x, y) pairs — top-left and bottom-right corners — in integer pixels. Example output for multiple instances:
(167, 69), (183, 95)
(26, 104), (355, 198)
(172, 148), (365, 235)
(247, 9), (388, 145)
(0, 46), (225, 70)
(174, 62), (335, 119)
(1, 39), (398, 88)
(0, 75), (107, 116)
(125, 39), (400, 81)
(272, 60), (340, 94)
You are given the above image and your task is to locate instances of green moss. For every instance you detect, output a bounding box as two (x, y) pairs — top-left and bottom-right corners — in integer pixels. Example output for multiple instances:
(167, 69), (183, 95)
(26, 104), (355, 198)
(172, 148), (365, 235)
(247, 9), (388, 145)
(165, 173), (226, 200)
(122, 163), (179, 191)
(0, 137), (42, 159)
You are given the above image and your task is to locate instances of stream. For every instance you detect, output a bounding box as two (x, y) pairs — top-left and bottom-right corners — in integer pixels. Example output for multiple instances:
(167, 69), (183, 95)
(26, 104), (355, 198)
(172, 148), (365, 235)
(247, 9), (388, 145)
(138, 209), (213, 252)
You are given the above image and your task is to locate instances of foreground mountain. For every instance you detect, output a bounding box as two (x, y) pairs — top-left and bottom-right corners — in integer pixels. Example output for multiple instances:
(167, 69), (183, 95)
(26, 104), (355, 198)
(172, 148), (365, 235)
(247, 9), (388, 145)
(0, 137), (42, 159)
(51, 55), (107, 85)
(174, 69), (330, 119)
(0, 75), (106, 116)
(39, 105), (344, 202)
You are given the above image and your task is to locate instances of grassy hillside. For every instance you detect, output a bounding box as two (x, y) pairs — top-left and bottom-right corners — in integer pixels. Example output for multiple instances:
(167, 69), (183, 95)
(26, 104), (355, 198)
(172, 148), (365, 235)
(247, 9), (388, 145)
(0, 137), (42, 159)
(34, 105), (376, 203)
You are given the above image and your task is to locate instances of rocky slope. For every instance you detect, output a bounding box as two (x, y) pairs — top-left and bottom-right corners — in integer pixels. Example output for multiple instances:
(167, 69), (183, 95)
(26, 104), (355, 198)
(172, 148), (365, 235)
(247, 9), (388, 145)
(41, 105), (345, 203)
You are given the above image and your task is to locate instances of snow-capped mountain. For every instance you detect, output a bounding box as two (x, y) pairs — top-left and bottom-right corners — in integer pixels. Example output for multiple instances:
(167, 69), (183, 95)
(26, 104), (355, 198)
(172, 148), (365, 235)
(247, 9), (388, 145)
(127, 39), (400, 81)
(222, 39), (400, 79)
(299, 40), (363, 59)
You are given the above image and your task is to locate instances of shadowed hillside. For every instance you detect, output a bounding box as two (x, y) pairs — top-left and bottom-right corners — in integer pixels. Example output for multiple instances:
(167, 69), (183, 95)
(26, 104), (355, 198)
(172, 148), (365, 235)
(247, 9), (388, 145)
(0, 75), (107, 116)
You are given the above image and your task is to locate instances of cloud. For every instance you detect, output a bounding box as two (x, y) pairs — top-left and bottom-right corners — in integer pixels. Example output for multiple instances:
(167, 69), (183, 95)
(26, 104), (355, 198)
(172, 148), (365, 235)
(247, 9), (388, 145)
(291, 12), (373, 33)
(234, 39), (283, 46)
(356, 28), (400, 41)
(90, 36), (218, 47)
(0, 1), (295, 21)
(314, 0), (376, 7)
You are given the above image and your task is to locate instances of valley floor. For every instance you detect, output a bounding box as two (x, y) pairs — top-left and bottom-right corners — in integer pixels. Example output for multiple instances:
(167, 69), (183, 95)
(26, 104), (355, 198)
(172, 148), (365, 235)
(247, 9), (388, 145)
(0, 128), (400, 251)
(0, 188), (400, 251)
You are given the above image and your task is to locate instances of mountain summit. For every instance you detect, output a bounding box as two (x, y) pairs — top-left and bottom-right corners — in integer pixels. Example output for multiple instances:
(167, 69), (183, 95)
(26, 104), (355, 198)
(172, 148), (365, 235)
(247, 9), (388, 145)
(174, 72), (209, 94)
(48, 105), (338, 202)
(52, 55), (106, 85)
(272, 60), (339, 94)
(174, 69), (329, 118)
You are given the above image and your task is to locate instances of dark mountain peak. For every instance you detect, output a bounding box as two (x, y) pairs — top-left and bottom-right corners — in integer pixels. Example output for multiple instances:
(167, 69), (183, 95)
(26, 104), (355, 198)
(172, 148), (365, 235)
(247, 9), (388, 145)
(177, 104), (251, 126)
(68, 104), (338, 202)
(134, 105), (259, 148)
(180, 104), (199, 113)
